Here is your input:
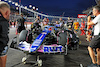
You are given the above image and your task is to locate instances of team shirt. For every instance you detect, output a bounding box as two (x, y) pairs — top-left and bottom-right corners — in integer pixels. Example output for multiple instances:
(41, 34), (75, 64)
(92, 14), (100, 35)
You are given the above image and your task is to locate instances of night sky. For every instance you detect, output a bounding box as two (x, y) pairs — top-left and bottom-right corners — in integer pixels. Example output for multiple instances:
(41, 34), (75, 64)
(4, 0), (97, 17)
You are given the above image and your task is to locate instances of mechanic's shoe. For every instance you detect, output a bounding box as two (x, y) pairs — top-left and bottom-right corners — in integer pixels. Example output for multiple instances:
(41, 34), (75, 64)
(87, 63), (98, 67)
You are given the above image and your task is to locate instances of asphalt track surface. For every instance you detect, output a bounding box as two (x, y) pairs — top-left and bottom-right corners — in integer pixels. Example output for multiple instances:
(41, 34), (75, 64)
(7, 26), (91, 67)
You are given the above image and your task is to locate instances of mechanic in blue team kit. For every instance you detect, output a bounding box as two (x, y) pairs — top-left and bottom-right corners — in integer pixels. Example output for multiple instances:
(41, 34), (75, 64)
(55, 21), (61, 27)
(0, 1), (10, 67)
(58, 18), (63, 26)
(87, 5), (100, 67)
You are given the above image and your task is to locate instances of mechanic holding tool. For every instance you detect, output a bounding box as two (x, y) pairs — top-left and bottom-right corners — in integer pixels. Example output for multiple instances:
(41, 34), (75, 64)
(0, 1), (10, 67)
(87, 5), (100, 67)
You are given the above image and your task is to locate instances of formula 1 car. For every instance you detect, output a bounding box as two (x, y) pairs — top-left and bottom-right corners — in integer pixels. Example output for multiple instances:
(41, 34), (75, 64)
(10, 23), (79, 66)
(10, 24), (68, 66)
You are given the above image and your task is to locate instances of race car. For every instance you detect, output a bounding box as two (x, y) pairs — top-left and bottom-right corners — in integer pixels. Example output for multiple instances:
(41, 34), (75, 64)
(10, 23), (79, 66)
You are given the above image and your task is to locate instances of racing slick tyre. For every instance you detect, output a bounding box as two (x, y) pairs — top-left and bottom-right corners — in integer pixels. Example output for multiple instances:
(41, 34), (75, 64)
(19, 30), (28, 42)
